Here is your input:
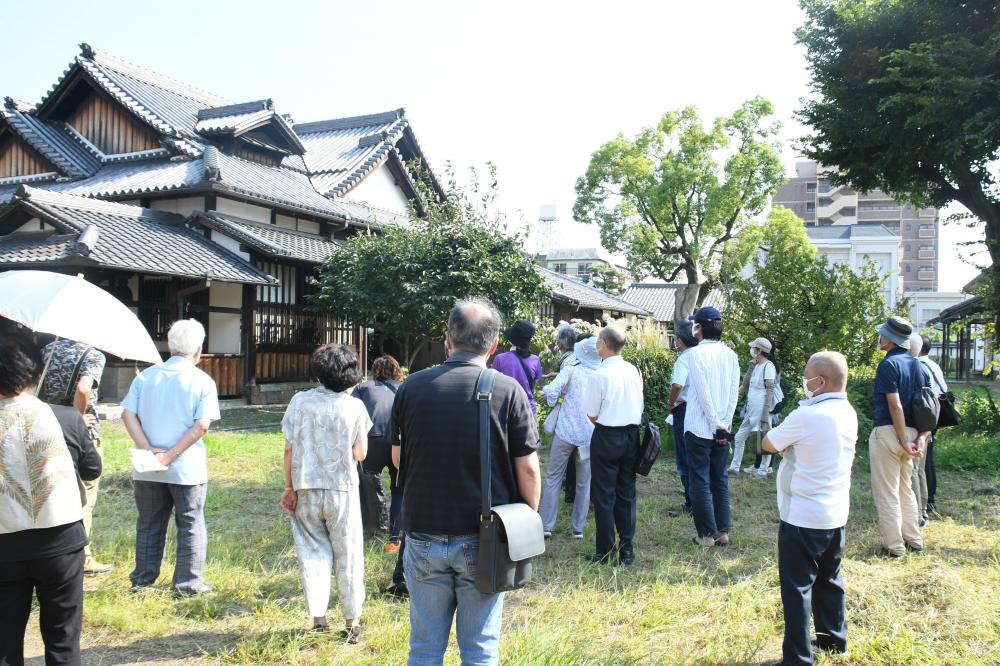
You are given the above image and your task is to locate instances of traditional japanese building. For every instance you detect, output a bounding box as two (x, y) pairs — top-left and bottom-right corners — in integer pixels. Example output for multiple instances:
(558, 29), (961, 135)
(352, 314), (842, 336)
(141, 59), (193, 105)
(0, 44), (439, 402)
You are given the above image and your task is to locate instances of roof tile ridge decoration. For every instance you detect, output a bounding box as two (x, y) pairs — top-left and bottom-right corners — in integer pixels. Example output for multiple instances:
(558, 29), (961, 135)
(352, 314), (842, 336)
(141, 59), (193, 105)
(292, 107), (405, 135)
(0, 172), (61, 187)
(196, 99), (273, 120)
(75, 57), (177, 139)
(80, 44), (231, 107)
(3, 97), (34, 113)
(14, 184), (180, 224)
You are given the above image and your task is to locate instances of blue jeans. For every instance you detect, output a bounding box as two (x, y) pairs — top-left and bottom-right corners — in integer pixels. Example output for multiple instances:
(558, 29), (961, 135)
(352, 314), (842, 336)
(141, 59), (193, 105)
(671, 403), (692, 509)
(403, 532), (504, 665)
(684, 432), (732, 538)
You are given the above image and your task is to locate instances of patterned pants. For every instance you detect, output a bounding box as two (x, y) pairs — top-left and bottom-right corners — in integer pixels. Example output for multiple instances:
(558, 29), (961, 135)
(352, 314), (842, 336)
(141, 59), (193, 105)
(291, 488), (365, 621)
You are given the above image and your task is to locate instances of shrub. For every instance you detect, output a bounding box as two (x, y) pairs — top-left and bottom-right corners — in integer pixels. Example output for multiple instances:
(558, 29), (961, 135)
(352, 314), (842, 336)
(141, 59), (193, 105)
(623, 342), (675, 429)
(952, 387), (1000, 437)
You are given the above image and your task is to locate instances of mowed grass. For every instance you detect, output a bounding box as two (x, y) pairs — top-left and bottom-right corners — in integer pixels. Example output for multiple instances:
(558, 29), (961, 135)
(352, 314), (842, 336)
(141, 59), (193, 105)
(31, 422), (1000, 665)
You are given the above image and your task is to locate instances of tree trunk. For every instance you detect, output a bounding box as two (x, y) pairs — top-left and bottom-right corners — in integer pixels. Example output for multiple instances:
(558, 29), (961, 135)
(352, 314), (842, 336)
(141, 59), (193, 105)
(673, 282), (702, 331)
(405, 338), (427, 370)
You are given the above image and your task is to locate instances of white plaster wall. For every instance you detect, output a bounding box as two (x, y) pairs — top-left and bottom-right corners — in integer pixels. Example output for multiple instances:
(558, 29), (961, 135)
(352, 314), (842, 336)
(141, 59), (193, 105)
(210, 230), (250, 261)
(297, 219), (320, 234)
(275, 214), (297, 230)
(150, 197), (205, 216)
(216, 198), (271, 224)
(208, 281), (242, 354)
(11, 217), (52, 232)
(344, 164), (410, 214)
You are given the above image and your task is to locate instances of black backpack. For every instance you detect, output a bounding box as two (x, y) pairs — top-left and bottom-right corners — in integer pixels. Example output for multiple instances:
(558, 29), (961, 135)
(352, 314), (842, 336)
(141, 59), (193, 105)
(910, 358), (941, 433)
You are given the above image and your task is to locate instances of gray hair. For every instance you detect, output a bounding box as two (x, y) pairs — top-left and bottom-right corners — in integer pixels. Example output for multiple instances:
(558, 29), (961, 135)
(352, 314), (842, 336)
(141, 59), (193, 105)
(599, 325), (627, 353)
(448, 298), (502, 355)
(555, 322), (577, 351)
(167, 319), (206, 356)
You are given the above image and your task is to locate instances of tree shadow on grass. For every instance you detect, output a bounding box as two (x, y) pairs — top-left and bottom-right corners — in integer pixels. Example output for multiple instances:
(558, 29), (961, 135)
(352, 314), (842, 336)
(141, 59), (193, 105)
(26, 631), (242, 665)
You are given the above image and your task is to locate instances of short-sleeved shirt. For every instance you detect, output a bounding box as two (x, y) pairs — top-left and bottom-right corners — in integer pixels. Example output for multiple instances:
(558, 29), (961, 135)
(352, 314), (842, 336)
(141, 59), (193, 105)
(873, 348), (926, 428)
(491, 351), (544, 414)
(391, 352), (539, 536)
(767, 392), (857, 530)
(671, 349), (692, 404)
(281, 388), (373, 491)
(353, 379), (401, 439)
(121, 356), (220, 485)
(585, 354), (644, 427)
(39, 340), (106, 439)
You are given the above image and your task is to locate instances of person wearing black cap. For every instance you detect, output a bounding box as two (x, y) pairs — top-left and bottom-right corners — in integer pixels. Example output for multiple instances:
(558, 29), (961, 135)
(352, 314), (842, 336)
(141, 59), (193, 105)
(869, 316), (931, 558)
(666, 321), (699, 515)
(682, 307), (741, 547)
(491, 320), (543, 414)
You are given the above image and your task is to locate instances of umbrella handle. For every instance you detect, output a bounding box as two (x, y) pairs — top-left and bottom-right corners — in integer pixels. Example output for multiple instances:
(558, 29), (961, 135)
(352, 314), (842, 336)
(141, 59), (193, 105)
(34, 335), (59, 397)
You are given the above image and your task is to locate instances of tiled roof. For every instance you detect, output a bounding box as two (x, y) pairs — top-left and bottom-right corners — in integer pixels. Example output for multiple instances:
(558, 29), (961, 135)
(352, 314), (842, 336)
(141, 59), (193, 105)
(0, 186), (273, 284)
(538, 265), (650, 316)
(194, 211), (340, 264)
(292, 109), (408, 196)
(1, 101), (101, 178)
(621, 283), (726, 323)
(544, 247), (619, 264)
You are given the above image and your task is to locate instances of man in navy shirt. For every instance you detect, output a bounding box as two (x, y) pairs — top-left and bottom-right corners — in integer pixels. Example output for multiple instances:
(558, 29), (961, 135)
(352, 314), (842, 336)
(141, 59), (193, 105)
(869, 316), (931, 558)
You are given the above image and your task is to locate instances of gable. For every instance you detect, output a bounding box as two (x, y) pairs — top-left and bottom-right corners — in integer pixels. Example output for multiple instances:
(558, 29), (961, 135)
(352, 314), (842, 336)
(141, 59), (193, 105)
(0, 133), (55, 178)
(67, 89), (160, 155)
(343, 163), (411, 214)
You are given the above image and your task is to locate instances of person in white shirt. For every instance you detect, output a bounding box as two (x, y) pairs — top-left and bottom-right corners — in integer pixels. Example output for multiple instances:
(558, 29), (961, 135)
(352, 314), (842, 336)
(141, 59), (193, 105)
(918, 334), (948, 517)
(683, 307), (741, 547)
(539, 336), (600, 539)
(583, 325), (644, 565)
(761, 351), (856, 666)
(729, 337), (782, 477)
(666, 322), (699, 515)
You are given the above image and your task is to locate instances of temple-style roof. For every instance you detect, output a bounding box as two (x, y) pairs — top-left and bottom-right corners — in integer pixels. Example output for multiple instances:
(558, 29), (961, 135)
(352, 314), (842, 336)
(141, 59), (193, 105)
(1, 98), (101, 178)
(622, 283), (727, 323)
(0, 186), (273, 284)
(538, 265), (650, 317)
(193, 211), (340, 264)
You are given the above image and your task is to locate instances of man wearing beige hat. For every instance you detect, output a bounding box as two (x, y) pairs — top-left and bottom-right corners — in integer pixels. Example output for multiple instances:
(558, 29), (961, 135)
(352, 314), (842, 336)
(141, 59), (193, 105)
(869, 316), (931, 558)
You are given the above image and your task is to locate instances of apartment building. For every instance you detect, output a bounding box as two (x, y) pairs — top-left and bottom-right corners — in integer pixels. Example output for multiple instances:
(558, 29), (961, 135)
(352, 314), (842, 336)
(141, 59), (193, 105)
(772, 160), (940, 292)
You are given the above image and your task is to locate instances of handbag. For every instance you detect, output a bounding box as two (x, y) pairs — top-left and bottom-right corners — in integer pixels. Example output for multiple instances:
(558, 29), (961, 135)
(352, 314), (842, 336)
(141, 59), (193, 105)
(474, 369), (546, 594)
(634, 421), (661, 477)
(542, 368), (573, 436)
(928, 368), (962, 428)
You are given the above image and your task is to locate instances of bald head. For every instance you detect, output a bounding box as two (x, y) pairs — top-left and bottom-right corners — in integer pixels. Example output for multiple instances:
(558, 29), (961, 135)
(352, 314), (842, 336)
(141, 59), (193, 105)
(447, 298), (502, 355)
(804, 351), (848, 394)
(597, 325), (627, 357)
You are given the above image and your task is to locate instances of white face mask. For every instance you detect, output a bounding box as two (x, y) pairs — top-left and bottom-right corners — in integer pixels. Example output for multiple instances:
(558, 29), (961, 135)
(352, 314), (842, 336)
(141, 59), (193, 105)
(802, 375), (823, 399)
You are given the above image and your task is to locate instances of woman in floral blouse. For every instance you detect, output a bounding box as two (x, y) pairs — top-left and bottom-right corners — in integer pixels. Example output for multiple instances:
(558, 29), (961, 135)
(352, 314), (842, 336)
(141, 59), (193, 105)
(280, 344), (372, 642)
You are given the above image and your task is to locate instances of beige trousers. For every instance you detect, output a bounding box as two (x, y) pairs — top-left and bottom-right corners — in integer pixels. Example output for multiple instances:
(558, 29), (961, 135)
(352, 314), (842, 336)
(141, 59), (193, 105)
(82, 438), (103, 561)
(869, 425), (923, 556)
(911, 450), (928, 517)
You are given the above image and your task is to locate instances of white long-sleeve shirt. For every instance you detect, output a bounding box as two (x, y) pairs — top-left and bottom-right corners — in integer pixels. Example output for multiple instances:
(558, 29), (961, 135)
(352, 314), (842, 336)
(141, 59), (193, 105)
(683, 339), (741, 440)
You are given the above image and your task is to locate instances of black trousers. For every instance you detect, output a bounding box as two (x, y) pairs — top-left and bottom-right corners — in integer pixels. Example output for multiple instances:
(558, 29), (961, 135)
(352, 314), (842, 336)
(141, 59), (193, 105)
(0, 548), (84, 666)
(778, 521), (848, 665)
(925, 434), (937, 506)
(360, 436), (400, 537)
(589, 423), (640, 556)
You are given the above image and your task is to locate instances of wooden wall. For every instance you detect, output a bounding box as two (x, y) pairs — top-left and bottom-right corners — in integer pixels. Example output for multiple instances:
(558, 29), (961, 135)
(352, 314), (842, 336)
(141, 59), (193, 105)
(0, 135), (51, 178)
(67, 92), (160, 155)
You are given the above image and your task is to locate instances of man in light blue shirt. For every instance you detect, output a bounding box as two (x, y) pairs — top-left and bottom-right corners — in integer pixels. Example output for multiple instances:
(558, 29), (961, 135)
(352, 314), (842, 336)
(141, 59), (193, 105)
(122, 319), (220, 595)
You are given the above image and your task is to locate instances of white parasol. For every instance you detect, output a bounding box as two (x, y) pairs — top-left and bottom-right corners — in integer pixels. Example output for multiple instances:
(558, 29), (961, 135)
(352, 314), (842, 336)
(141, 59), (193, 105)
(0, 270), (162, 365)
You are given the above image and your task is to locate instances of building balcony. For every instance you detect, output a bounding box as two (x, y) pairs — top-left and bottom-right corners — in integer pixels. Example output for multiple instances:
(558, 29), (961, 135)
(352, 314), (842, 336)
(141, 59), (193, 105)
(918, 227), (936, 238)
(917, 270), (936, 281)
(918, 249), (936, 259)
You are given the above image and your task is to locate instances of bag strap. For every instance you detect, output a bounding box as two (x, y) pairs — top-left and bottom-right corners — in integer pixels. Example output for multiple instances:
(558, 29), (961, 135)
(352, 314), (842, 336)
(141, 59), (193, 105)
(558, 368), (574, 400)
(513, 353), (536, 390)
(922, 360), (945, 394)
(381, 380), (399, 395)
(477, 369), (499, 517)
(66, 346), (96, 402)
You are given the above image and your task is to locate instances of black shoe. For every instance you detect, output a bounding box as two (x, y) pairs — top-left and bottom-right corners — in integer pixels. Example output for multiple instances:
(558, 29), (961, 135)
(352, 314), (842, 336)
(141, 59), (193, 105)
(905, 542), (924, 553)
(382, 581), (409, 598)
(583, 552), (615, 565)
(341, 624), (363, 644)
(617, 550), (635, 565)
(880, 547), (904, 558)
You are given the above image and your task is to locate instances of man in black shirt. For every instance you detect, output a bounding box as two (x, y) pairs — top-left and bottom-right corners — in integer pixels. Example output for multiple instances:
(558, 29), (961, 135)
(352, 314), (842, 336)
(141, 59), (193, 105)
(391, 298), (541, 666)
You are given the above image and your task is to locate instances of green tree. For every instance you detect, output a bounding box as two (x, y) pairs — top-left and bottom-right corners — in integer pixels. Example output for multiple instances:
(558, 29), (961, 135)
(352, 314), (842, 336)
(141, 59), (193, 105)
(572, 98), (785, 327)
(725, 207), (893, 378)
(797, 0), (1000, 331)
(309, 166), (545, 367)
(588, 263), (625, 296)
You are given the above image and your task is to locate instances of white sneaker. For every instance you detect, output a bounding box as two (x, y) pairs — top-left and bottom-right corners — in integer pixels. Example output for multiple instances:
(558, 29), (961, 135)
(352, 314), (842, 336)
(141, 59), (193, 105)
(741, 466), (757, 474)
(754, 468), (770, 478)
(727, 466), (741, 474)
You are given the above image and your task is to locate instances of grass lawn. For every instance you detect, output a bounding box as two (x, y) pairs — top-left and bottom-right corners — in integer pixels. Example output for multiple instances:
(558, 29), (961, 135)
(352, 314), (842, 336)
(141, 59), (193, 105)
(24, 422), (1000, 665)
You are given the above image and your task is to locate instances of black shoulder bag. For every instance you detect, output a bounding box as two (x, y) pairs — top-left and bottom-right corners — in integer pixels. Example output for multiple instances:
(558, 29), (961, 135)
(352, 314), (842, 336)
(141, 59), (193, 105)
(910, 359), (941, 433)
(634, 421), (661, 477)
(474, 369), (546, 594)
(928, 368), (961, 428)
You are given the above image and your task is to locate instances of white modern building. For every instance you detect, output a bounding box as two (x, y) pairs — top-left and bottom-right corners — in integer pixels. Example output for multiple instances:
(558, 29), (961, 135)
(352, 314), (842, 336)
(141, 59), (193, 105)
(539, 247), (629, 284)
(805, 225), (902, 307)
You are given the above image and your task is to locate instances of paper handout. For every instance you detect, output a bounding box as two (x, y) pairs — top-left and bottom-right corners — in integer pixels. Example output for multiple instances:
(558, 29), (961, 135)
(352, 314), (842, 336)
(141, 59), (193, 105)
(130, 448), (168, 473)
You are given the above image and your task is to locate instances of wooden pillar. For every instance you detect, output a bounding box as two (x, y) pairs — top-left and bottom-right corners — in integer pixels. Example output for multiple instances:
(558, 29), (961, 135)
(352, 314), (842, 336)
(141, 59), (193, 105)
(941, 322), (950, 378)
(242, 283), (257, 403)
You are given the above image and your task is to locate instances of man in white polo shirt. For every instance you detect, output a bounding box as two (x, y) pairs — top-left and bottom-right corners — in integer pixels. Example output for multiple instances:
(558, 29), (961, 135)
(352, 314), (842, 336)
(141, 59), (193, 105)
(762, 351), (856, 666)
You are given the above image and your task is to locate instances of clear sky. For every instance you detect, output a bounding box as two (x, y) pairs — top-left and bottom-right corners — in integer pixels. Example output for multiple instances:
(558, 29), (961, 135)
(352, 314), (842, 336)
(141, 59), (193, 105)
(1, 0), (985, 291)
